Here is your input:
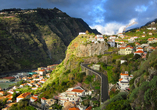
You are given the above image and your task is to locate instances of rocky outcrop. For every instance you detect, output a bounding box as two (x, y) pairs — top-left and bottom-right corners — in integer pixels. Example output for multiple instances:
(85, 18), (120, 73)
(76, 42), (108, 57)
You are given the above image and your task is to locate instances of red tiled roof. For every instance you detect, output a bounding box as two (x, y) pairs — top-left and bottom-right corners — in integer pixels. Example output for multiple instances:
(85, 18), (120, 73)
(3, 77), (15, 79)
(17, 92), (31, 98)
(31, 96), (38, 100)
(41, 97), (46, 100)
(71, 89), (84, 93)
(120, 47), (126, 49)
(119, 78), (123, 81)
(39, 69), (45, 72)
(120, 73), (129, 76)
(137, 47), (143, 49)
(134, 50), (144, 53)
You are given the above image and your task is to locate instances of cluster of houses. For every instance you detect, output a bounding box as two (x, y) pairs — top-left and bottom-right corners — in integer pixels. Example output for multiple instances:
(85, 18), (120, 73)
(0, 64), (58, 110)
(79, 32), (105, 44)
(56, 86), (93, 110)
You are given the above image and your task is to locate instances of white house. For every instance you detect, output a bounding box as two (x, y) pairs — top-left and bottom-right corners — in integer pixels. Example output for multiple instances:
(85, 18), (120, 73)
(41, 97), (47, 104)
(107, 39), (115, 47)
(117, 73), (133, 90)
(30, 96), (38, 102)
(109, 36), (117, 39)
(149, 32), (153, 36)
(136, 47), (143, 51)
(79, 32), (86, 35)
(38, 69), (46, 75)
(120, 60), (127, 64)
(31, 87), (38, 90)
(12, 86), (18, 90)
(7, 89), (14, 94)
(16, 92), (31, 102)
(58, 86), (85, 106)
(95, 35), (104, 42)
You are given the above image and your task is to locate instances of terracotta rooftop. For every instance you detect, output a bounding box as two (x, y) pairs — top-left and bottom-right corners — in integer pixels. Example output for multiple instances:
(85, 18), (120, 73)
(41, 97), (46, 100)
(119, 78), (123, 81)
(71, 89), (84, 93)
(134, 50), (144, 53)
(3, 77), (15, 79)
(17, 92), (31, 99)
(120, 73), (129, 76)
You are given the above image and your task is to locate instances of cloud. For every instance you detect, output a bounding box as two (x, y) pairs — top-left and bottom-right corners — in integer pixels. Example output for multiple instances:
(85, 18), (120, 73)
(1, 0), (157, 35)
(90, 22), (124, 35)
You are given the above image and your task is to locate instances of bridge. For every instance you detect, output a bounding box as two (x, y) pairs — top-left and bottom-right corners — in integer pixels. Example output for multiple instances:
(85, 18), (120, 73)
(81, 63), (109, 103)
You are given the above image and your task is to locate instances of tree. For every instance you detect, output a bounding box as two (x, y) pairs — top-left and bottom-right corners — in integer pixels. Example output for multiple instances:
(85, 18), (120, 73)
(85, 30), (89, 34)
(12, 92), (17, 102)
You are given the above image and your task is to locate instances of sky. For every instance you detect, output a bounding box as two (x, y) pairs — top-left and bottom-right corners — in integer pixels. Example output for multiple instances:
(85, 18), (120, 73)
(1, 0), (157, 35)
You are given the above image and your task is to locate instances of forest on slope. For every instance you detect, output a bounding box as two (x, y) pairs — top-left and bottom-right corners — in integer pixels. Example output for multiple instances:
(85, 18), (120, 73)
(0, 8), (100, 74)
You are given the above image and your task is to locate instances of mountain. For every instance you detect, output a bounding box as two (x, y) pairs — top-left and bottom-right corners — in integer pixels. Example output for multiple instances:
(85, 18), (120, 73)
(0, 8), (100, 74)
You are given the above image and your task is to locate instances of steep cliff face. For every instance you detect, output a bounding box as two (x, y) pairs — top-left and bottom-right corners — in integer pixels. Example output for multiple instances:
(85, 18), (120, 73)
(76, 42), (108, 57)
(0, 8), (100, 74)
(64, 34), (108, 67)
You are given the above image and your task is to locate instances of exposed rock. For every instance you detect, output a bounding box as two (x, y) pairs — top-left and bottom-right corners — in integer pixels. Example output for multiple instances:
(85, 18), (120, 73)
(76, 42), (108, 57)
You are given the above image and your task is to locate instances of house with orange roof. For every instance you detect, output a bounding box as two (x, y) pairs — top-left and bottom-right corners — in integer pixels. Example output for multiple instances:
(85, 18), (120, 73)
(142, 35), (145, 37)
(38, 69), (46, 75)
(46, 73), (50, 78)
(118, 45), (133, 55)
(135, 42), (141, 47)
(22, 77), (27, 81)
(7, 98), (13, 103)
(134, 50), (144, 56)
(95, 35), (104, 42)
(40, 79), (46, 83)
(30, 96), (38, 102)
(136, 47), (143, 51)
(39, 76), (43, 79)
(117, 72), (133, 90)
(58, 86), (85, 106)
(16, 92), (31, 102)
(0, 91), (4, 96)
(41, 97), (47, 104)
(147, 46), (156, 52)
(2, 102), (16, 110)
(32, 74), (38, 78)
(6, 94), (13, 99)
(30, 80), (35, 84)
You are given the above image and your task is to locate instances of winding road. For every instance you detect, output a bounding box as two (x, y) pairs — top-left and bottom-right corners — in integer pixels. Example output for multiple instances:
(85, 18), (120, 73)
(81, 63), (109, 102)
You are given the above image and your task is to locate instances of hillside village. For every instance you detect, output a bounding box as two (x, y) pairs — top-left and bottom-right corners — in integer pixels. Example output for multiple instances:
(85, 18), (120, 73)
(0, 19), (157, 110)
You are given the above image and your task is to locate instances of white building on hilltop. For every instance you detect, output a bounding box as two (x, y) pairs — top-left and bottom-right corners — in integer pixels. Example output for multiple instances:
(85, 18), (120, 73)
(95, 35), (104, 42)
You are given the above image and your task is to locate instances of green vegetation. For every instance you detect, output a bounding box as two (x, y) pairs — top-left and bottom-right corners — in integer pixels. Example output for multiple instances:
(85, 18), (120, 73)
(0, 8), (99, 74)
(9, 99), (36, 110)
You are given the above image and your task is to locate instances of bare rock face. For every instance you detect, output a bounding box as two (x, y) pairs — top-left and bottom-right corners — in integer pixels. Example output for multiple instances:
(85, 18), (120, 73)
(76, 42), (108, 57)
